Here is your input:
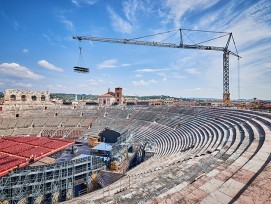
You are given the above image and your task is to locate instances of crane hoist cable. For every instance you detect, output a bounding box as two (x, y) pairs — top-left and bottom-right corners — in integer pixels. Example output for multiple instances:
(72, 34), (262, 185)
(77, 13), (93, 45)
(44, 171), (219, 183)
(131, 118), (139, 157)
(74, 43), (89, 73)
(78, 46), (85, 67)
(238, 57), (240, 101)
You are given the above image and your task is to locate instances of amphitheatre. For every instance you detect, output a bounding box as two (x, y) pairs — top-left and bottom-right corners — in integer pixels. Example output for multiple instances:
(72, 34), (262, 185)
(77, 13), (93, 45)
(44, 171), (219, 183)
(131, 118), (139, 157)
(0, 90), (270, 204)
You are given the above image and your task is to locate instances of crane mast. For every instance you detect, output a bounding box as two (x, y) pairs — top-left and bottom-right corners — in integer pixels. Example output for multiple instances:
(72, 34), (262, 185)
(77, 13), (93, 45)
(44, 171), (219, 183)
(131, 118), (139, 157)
(73, 29), (240, 106)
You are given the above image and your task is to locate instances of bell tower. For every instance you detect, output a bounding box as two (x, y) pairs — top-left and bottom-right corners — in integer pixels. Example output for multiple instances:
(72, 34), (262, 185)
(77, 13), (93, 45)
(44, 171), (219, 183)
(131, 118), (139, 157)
(115, 87), (123, 104)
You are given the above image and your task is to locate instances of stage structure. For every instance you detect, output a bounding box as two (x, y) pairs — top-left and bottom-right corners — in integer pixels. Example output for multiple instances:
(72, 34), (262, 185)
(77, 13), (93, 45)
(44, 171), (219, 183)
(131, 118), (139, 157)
(0, 156), (105, 204)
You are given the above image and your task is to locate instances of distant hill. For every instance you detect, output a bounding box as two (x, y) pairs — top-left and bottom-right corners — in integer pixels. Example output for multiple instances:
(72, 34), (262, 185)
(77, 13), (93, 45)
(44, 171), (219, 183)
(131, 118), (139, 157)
(127, 95), (180, 100)
(47, 93), (271, 102)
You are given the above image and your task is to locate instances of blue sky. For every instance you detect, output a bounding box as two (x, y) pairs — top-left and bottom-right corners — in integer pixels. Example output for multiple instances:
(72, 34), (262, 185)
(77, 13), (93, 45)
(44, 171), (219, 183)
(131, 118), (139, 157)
(0, 0), (270, 99)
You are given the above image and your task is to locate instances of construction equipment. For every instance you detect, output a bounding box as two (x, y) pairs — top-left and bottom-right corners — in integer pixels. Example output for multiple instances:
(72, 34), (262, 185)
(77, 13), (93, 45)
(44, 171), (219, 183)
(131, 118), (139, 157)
(74, 46), (89, 73)
(73, 28), (240, 106)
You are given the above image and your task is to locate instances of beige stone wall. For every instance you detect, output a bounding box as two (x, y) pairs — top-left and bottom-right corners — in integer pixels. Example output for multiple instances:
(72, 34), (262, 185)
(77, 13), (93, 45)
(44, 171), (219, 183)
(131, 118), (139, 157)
(98, 96), (115, 106)
(3, 89), (50, 104)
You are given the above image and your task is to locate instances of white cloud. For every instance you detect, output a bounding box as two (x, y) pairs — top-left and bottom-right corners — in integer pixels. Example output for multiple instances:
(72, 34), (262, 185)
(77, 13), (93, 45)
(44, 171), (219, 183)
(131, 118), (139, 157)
(0, 62), (44, 80)
(97, 59), (117, 69)
(162, 77), (167, 81)
(132, 80), (148, 86)
(185, 87), (202, 91)
(76, 78), (107, 87)
(157, 71), (186, 79)
(47, 84), (64, 89)
(185, 68), (200, 75)
(135, 74), (143, 78)
(22, 49), (29, 53)
(0, 79), (33, 88)
(123, 0), (140, 22)
(106, 0), (150, 34)
(58, 15), (74, 31)
(132, 79), (158, 87)
(0, 79), (34, 89)
(136, 68), (169, 73)
(71, 0), (96, 7)
(12, 82), (32, 88)
(88, 79), (99, 86)
(97, 59), (130, 69)
(38, 60), (64, 72)
(107, 6), (133, 34)
(163, 0), (220, 28)
(71, 0), (80, 6)
(149, 79), (158, 83)
(13, 21), (19, 30)
(121, 63), (131, 67)
(47, 84), (64, 91)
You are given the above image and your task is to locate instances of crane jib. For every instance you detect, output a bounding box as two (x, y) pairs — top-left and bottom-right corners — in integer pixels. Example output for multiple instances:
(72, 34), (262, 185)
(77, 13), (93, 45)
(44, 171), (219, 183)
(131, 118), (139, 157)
(73, 36), (239, 57)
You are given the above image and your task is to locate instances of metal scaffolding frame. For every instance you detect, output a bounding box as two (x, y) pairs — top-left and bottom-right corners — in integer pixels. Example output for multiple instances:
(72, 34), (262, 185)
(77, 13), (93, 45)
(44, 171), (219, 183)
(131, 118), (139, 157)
(0, 156), (105, 204)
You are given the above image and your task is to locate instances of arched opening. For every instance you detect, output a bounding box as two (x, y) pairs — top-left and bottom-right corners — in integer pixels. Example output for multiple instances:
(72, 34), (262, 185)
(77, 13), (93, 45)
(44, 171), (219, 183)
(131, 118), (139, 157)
(41, 95), (46, 101)
(21, 95), (26, 102)
(10, 94), (16, 101)
(103, 99), (106, 105)
(31, 95), (37, 101)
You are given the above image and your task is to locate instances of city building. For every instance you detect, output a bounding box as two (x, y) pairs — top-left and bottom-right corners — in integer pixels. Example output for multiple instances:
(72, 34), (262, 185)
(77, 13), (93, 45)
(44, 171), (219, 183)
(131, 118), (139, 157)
(98, 88), (124, 106)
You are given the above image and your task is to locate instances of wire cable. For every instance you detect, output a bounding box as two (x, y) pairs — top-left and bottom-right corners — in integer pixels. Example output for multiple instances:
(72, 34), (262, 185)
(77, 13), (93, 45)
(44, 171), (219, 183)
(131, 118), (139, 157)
(195, 33), (230, 45)
(77, 46), (86, 67)
(160, 31), (179, 43)
(181, 28), (229, 34)
(183, 31), (197, 44)
(231, 35), (239, 57)
(130, 29), (179, 40)
(238, 58), (240, 101)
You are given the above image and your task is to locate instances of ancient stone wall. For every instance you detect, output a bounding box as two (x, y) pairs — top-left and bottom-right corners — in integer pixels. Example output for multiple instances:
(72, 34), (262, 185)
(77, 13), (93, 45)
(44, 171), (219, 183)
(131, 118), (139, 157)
(3, 89), (50, 104)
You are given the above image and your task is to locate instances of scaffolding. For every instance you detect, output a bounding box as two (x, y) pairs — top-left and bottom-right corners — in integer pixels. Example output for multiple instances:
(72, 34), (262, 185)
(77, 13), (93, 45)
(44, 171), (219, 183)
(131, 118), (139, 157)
(0, 156), (105, 204)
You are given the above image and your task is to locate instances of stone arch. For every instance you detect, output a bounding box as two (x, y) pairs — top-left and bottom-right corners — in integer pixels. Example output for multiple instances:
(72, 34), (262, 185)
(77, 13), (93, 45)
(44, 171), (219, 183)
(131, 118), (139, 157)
(31, 95), (37, 101)
(10, 94), (16, 101)
(41, 95), (46, 101)
(21, 95), (27, 102)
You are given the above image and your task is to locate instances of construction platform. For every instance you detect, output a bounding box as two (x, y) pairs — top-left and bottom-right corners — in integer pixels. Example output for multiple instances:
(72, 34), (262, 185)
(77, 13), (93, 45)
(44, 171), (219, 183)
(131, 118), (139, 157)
(0, 136), (74, 176)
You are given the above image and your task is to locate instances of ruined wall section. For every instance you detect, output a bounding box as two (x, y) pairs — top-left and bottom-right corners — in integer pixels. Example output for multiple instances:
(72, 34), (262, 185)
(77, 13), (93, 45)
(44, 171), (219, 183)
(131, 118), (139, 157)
(4, 89), (50, 104)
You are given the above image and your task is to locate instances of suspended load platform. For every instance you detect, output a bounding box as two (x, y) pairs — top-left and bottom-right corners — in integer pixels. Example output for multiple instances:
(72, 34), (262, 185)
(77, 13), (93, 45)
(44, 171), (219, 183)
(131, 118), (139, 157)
(73, 66), (89, 73)
(74, 46), (89, 73)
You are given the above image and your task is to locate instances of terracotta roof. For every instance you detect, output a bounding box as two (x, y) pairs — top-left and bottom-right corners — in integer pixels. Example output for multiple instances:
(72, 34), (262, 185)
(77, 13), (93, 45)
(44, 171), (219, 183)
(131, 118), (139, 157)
(99, 93), (114, 97)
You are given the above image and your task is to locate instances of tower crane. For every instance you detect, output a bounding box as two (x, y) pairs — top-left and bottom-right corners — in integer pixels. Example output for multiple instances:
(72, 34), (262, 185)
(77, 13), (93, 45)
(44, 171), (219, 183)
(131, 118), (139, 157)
(73, 28), (240, 106)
